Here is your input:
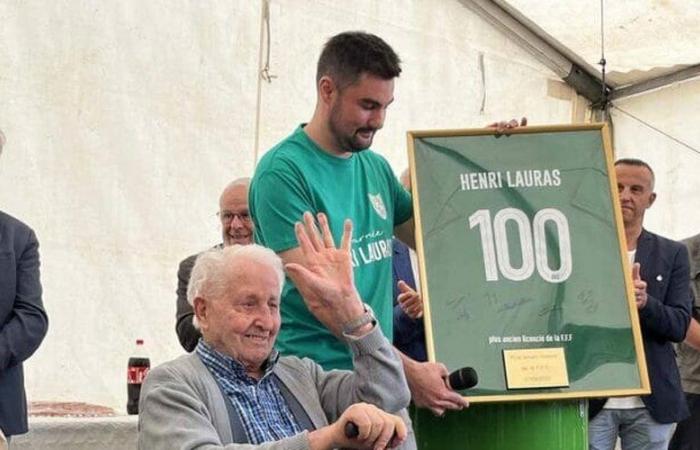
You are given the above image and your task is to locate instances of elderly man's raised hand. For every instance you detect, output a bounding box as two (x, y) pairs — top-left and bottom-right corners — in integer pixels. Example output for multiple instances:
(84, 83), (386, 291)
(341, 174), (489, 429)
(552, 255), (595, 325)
(285, 212), (366, 336)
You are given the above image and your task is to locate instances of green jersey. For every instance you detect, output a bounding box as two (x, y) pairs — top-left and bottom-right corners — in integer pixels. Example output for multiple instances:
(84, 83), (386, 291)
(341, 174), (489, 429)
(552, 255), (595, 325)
(250, 126), (413, 369)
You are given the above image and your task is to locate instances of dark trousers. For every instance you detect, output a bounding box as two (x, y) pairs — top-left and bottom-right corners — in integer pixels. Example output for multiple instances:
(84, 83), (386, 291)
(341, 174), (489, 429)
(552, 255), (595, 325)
(669, 392), (700, 450)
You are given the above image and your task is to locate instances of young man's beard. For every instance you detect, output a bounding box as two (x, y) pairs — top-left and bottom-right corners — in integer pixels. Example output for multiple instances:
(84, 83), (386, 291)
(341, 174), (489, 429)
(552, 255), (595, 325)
(328, 109), (375, 152)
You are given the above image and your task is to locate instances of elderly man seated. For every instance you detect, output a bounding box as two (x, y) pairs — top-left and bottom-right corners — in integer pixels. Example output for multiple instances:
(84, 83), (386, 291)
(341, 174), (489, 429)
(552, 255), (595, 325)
(139, 212), (412, 449)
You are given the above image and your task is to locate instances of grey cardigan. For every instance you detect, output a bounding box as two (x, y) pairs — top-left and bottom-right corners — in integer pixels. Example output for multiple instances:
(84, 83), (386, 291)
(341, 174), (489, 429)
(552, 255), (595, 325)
(138, 326), (414, 449)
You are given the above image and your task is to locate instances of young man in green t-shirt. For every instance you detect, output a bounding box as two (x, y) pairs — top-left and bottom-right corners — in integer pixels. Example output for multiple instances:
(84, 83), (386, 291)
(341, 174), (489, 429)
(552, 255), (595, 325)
(250, 31), (467, 417)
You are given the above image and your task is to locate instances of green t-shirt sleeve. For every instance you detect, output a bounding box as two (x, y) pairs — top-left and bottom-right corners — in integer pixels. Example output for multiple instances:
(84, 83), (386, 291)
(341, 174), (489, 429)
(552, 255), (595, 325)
(251, 169), (314, 253)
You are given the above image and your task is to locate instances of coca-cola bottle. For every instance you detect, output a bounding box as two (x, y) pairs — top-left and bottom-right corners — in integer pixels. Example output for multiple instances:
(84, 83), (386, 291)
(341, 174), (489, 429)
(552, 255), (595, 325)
(126, 339), (150, 415)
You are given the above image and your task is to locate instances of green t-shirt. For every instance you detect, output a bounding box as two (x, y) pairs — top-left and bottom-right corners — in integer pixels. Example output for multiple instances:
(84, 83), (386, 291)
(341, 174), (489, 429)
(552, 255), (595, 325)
(250, 126), (413, 369)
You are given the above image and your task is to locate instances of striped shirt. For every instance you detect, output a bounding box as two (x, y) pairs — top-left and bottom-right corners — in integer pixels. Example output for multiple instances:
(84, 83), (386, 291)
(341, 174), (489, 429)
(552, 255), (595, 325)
(196, 340), (302, 444)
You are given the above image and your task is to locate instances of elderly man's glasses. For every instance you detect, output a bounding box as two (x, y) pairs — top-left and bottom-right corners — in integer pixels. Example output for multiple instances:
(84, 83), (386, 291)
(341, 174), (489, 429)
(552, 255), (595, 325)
(218, 211), (251, 224)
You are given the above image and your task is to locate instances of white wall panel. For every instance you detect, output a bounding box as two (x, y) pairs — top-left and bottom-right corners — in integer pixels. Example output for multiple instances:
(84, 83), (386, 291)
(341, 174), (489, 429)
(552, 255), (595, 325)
(612, 78), (700, 240)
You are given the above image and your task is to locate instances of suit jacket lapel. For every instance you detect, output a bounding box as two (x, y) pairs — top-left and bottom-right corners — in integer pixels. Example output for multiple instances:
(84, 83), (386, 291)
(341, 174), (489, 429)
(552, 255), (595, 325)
(634, 229), (653, 281)
(393, 240), (415, 288)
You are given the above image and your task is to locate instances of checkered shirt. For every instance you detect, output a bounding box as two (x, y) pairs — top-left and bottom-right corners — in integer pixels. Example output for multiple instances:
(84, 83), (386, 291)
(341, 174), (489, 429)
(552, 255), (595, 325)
(196, 340), (302, 444)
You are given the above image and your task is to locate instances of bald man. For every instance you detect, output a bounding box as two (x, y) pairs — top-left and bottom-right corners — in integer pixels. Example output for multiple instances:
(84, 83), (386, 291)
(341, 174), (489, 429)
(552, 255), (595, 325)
(175, 178), (254, 352)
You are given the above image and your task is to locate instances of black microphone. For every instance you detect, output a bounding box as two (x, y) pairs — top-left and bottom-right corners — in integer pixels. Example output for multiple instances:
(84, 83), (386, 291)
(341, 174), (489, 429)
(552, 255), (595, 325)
(446, 367), (478, 391)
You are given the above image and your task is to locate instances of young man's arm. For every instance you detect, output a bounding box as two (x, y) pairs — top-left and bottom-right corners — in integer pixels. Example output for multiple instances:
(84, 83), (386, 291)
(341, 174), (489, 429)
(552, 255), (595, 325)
(398, 351), (468, 416)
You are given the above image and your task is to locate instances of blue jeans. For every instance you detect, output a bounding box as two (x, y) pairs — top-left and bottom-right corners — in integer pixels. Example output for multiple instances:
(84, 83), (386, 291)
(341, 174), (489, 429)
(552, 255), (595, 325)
(589, 408), (675, 450)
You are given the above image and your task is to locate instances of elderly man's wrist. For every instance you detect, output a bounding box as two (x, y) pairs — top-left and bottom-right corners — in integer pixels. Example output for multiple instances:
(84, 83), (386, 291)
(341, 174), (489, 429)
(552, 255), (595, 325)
(343, 322), (375, 339)
(308, 427), (335, 450)
(337, 289), (362, 309)
(341, 303), (376, 335)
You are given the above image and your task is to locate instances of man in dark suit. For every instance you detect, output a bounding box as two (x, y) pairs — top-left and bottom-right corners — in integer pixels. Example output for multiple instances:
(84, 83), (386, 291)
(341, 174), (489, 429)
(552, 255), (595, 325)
(175, 178), (254, 351)
(0, 129), (49, 441)
(392, 237), (426, 362)
(589, 158), (692, 450)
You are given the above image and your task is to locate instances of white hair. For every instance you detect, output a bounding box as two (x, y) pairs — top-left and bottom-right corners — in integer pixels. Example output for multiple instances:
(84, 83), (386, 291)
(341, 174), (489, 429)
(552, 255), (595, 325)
(187, 244), (284, 329)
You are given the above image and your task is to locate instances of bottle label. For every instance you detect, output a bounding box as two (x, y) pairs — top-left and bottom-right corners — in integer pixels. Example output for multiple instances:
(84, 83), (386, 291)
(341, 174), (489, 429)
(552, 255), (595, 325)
(127, 366), (150, 384)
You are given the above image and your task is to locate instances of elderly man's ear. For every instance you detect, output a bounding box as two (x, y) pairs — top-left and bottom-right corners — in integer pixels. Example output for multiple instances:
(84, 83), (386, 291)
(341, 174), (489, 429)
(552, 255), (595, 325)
(193, 297), (208, 331)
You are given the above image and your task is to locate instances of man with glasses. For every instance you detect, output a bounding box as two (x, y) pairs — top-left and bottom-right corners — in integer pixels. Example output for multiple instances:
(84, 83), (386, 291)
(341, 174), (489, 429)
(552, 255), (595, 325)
(176, 177), (254, 352)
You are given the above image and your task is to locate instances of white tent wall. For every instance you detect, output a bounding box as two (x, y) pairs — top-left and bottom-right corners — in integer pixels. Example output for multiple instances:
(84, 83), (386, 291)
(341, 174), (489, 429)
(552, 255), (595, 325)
(0, 0), (581, 411)
(611, 78), (700, 241)
(0, 0), (263, 411)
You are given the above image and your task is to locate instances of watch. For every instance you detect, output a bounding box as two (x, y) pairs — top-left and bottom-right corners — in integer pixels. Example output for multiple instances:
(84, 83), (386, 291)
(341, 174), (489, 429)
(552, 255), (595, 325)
(341, 303), (376, 335)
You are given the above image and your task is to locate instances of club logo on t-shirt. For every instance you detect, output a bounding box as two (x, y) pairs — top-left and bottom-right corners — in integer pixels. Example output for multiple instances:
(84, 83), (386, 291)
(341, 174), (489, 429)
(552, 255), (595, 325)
(368, 193), (387, 220)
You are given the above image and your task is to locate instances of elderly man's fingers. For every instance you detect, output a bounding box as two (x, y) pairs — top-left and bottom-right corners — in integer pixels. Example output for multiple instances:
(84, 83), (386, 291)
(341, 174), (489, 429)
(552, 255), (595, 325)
(294, 222), (315, 260)
(284, 264), (326, 307)
(343, 407), (406, 450)
(520, 117), (528, 126)
(366, 416), (386, 447)
(342, 404), (373, 441)
(388, 416), (407, 449)
(317, 212), (336, 249)
(354, 419), (375, 443)
(372, 416), (396, 450)
(340, 219), (353, 251)
(302, 212), (323, 252)
(284, 262), (310, 284)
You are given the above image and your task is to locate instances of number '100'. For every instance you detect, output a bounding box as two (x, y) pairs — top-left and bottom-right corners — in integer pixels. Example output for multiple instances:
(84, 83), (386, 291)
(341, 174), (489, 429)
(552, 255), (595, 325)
(468, 208), (572, 283)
